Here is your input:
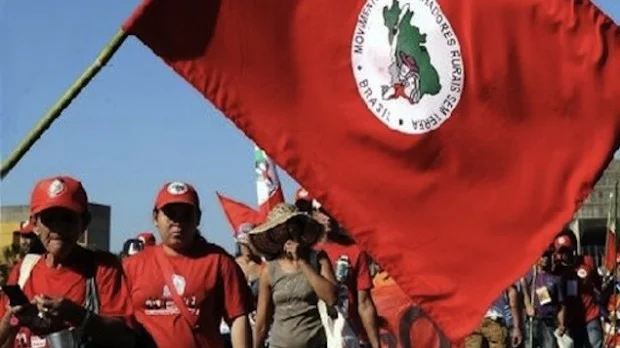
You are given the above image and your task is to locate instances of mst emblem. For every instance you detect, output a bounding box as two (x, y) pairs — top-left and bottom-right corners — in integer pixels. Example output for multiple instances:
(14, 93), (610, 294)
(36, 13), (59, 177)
(352, 0), (464, 134)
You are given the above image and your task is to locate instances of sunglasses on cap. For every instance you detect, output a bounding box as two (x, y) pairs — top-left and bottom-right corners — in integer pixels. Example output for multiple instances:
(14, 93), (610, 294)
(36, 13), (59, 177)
(160, 204), (197, 222)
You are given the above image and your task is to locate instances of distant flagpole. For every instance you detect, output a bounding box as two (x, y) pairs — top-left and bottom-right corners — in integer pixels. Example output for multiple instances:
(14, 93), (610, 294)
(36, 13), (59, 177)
(0, 29), (128, 179)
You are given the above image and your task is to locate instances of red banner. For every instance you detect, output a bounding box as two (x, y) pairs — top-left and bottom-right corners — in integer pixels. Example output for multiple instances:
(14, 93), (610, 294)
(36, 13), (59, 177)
(372, 282), (463, 348)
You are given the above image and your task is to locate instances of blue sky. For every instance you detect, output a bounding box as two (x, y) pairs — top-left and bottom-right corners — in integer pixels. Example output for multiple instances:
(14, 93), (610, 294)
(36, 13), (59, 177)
(1, 1), (618, 253)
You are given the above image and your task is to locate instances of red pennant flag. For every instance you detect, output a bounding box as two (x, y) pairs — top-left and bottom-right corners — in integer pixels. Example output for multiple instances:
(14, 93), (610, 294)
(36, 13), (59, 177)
(604, 229), (615, 272)
(604, 192), (618, 272)
(123, 0), (620, 340)
(216, 193), (262, 242)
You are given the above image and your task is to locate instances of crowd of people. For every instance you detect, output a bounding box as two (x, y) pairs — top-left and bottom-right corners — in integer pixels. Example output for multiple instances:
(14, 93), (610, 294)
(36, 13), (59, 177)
(0, 174), (619, 348)
(0, 176), (382, 348)
(467, 231), (620, 348)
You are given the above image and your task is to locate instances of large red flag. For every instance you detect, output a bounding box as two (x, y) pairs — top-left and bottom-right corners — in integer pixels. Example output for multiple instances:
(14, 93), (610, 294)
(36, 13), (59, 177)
(216, 193), (262, 241)
(123, 0), (620, 340)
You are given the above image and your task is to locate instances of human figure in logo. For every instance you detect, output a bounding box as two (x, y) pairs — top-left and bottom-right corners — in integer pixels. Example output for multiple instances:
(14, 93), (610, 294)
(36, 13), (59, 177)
(381, 0), (441, 104)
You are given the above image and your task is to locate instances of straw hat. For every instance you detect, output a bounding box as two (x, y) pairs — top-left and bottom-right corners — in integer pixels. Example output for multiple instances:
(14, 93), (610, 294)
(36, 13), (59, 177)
(249, 203), (321, 256)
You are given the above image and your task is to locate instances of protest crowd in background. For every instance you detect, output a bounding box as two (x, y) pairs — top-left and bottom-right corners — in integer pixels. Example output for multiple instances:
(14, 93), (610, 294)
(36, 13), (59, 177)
(0, 175), (618, 348)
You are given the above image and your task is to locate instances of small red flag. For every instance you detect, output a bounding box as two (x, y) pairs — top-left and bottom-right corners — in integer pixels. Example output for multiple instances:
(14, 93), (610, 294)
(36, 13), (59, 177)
(216, 193), (262, 242)
(604, 192), (618, 272)
(124, 0), (620, 340)
(604, 229), (616, 272)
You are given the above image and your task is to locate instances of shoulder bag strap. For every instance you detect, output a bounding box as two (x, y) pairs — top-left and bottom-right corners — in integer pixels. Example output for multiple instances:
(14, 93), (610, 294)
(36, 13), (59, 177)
(83, 254), (100, 315)
(18, 254), (41, 289)
(153, 247), (199, 329)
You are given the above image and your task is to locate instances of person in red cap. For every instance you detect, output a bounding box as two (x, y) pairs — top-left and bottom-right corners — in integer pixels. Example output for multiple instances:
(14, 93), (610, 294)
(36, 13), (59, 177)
(136, 232), (156, 247)
(0, 176), (136, 348)
(295, 188), (380, 348)
(13, 221), (45, 261)
(123, 181), (253, 348)
(552, 229), (604, 348)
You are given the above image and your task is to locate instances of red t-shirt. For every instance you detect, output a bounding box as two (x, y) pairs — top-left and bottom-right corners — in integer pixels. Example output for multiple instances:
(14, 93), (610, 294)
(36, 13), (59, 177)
(317, 241), (373, 340)
(123, 242), (253, 348)
(561, 255), (601, 325)
(0, 248), (133, 348)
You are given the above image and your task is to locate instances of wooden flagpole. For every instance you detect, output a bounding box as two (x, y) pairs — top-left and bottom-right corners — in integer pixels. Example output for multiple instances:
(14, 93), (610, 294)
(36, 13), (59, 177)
(0, 29), (128, 179)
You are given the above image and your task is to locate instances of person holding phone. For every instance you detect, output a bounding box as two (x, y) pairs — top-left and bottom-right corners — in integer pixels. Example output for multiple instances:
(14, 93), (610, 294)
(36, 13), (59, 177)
(122, 181), (253, 348)
(250, 203), (338, 348)
(0, 176), (135, 348)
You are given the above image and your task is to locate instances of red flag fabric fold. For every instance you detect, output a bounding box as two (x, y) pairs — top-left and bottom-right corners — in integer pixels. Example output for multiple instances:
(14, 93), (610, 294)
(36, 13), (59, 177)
(124, 0), (620, 340)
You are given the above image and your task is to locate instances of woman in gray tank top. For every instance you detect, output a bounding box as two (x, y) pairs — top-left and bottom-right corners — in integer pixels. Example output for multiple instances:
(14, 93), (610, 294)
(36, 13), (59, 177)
(248, 204), (338, 348)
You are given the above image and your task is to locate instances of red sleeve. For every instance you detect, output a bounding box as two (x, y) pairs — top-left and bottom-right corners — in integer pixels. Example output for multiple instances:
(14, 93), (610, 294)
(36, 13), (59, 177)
(95, 254), (133, 320)
(356, 251), (373, 291)
(0, 263), (21, 319)
(121, 258), (134, 294)
(220, 255), (253, 323)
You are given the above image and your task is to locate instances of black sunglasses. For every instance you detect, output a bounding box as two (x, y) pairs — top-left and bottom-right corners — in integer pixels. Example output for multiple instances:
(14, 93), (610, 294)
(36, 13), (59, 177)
(38, 209), (79, 225)
(161, 204), (196, 222)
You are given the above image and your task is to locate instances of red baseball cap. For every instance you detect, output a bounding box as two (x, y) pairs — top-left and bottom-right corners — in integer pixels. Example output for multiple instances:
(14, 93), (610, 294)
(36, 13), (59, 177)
(30, 176), (88, 215)
(554, 235), (574, 250)
(137, 232), (156, 246)
(13, 220), (35, 235)
(154, 181), (200, 210)
(19, 220), (34, 235)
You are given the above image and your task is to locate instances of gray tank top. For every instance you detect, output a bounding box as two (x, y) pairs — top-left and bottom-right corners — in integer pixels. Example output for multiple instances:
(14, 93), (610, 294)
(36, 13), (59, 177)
(268, 260), (326, 348)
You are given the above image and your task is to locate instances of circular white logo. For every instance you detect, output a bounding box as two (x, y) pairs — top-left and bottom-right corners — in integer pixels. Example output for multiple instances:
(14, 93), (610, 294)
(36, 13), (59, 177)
(167, 182), (189, 195)
(351, 0), (464, 134)
(577, 268), (587, 279)
(557, 236), (567, 246)
(47, 179), (66, 198)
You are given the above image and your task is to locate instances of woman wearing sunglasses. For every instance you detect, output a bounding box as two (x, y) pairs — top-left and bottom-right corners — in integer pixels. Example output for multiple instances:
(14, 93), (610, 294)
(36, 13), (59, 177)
(250, 203), (337, 348)
(0, 176), (135, 348)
